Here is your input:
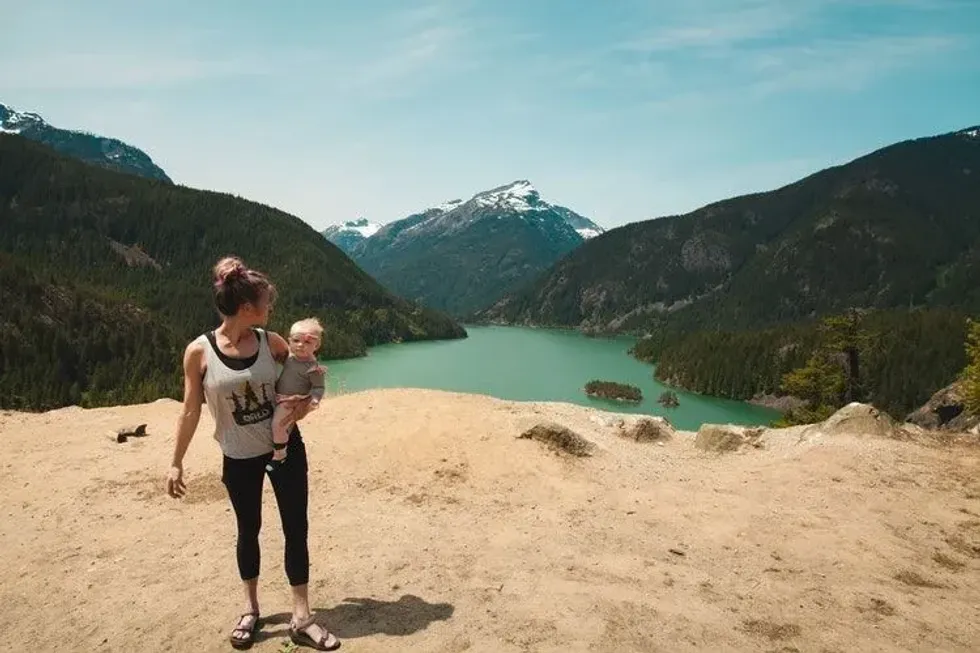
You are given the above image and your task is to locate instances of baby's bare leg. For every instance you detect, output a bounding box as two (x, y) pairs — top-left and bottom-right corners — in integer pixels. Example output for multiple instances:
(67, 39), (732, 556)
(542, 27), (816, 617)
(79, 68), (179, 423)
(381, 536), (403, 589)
(271, 403), (294, 462)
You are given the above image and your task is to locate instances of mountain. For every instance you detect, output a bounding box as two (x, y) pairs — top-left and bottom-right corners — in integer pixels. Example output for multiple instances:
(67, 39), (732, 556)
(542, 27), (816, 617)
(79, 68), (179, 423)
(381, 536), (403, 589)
(351, 180), (603, 316)
(0, 133), (465, 411)
(482, 125), (980, 333)
(553, 205), (604, 239)
(0, 102), (171, 182)
(321, 217), (384, 254)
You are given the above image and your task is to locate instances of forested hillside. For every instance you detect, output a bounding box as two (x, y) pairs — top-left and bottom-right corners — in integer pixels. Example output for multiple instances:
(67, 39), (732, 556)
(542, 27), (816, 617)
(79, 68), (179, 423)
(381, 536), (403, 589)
(634, 308), (968, 420)
(0, 135), (465, 410)
(483, 126), (980, 331)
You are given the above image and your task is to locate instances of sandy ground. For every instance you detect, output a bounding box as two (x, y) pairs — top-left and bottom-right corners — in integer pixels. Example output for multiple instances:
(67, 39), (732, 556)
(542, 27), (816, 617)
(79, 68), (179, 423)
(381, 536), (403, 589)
(1, 388), (979, 652)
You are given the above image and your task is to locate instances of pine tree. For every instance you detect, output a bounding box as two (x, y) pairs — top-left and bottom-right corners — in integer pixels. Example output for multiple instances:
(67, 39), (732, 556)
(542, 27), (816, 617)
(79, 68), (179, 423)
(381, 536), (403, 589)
(961, 318), (980, 414)
(777, 310), (868, 426)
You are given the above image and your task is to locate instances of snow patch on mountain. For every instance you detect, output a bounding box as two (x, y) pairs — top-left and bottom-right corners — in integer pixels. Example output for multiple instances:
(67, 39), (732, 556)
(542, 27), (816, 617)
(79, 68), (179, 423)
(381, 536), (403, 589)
(473, 180), (547, 212)
(339, 218), (381, 238)
(2, 104), (68, 135)
(0, 106), (43, 134)
(435, 199), (463, 212)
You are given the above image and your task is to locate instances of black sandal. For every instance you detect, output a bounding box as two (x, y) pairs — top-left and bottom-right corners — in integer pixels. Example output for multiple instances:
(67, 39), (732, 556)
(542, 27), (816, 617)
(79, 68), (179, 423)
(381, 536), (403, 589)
(290, 614), (340, 650)
(230, 611), (260, 650)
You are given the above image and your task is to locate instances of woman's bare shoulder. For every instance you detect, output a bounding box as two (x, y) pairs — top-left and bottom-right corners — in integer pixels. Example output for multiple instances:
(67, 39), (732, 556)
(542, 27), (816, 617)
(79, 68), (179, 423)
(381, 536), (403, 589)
(184, 338), (207, 373)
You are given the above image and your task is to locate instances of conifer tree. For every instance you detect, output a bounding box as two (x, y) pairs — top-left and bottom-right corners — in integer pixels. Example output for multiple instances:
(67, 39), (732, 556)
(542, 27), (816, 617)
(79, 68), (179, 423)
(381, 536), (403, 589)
(961, 318), (980, 414)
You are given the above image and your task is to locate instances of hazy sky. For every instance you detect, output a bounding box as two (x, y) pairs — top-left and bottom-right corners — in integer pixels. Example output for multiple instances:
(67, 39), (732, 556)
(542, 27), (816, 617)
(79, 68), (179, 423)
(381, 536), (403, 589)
(2, 0), (978, 230)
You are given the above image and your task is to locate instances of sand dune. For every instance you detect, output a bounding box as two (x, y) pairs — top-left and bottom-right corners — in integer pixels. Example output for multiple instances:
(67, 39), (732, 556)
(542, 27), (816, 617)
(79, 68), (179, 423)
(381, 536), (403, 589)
(1, 388), (979, 652)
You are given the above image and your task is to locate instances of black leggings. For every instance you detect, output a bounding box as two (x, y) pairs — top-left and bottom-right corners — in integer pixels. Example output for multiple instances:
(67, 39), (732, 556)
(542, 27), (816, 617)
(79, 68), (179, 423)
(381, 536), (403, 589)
(221, 426), (309, 586)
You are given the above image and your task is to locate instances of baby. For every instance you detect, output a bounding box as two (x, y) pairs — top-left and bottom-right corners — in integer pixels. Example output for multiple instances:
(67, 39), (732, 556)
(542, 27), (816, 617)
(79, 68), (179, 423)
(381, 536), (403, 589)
(267, 317), (326, 470)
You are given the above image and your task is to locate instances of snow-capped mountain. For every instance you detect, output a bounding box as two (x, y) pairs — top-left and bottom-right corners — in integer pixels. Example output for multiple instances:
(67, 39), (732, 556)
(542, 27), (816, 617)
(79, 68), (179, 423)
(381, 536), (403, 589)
(321, 218), (384, 254)
(552, 204), (604, 239)
(0, 102), (171, 182)
(351, 180), (603, 316)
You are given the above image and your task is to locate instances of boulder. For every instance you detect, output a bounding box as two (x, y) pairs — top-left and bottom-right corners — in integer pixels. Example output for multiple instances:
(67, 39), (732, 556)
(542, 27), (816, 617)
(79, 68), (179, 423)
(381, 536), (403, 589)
(695, 424), (765, 453)
(620, 417), (675, 443)
(801, 403), (910, 442)
(905, 382), (980, 432)
(518, 422), (596, 457)
(115, 423), (148, 443)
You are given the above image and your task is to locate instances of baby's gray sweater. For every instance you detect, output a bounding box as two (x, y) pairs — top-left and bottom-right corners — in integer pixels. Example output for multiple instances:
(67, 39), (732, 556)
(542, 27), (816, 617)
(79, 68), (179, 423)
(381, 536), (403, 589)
(276, 355), (325, 400)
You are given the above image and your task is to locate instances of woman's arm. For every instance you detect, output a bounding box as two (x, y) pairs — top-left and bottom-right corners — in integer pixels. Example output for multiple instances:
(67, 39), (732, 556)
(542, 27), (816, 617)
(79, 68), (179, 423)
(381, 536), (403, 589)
(268, 331), (290, 364)
(167, 341), (205, 498)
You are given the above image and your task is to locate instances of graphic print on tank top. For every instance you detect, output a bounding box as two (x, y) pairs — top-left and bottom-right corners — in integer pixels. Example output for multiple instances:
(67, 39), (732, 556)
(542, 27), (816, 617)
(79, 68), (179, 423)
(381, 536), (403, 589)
(229, 379), (274, 426)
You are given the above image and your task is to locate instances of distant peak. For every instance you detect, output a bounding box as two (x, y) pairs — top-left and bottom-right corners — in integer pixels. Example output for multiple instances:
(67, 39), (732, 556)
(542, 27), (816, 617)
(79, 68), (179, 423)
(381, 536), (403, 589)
(0, 102), (46, 134)
(477, 179), (536, 198)
(330, 218), (381, 238)
(959, 126), (980, 139)
(471, 179), (544, 212)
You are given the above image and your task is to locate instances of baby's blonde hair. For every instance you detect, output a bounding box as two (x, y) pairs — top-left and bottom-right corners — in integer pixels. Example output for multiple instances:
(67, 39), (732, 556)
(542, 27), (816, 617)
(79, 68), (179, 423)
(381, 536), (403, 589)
(290, 317), (324, 338)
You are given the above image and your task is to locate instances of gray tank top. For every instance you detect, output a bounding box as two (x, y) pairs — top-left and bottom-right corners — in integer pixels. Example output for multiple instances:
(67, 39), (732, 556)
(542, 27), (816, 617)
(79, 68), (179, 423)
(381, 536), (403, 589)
(197, 327), (279, 459)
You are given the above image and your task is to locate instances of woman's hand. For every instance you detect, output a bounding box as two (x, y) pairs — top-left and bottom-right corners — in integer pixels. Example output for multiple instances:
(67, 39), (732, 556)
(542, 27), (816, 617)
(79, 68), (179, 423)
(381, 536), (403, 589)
(167, 342), (204, 499)
(167, 465), (186, 499)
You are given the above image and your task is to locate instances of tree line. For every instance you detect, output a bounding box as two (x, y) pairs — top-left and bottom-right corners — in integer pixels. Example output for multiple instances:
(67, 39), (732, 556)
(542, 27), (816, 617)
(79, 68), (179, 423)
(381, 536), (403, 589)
(0, 134), (465, 411)
(633, 307), (971, 422)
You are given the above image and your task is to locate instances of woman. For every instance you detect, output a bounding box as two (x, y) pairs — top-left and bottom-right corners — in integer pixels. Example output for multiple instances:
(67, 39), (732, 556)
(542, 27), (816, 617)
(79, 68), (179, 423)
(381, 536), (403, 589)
(166, 256), (340, 651)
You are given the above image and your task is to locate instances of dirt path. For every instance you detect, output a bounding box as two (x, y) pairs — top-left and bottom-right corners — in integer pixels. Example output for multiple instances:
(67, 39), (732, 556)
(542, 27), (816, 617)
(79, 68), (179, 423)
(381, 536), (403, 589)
(1, 389), (978, 652)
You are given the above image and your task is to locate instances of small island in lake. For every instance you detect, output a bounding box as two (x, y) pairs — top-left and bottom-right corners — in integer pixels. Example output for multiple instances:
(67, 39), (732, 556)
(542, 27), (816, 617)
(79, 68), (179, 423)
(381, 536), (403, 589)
(584, 380), (643, 403)
(658, 390), (680, 408)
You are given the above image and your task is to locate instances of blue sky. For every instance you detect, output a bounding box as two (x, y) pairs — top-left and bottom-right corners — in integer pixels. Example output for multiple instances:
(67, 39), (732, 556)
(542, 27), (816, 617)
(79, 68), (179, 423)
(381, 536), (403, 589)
(2, 0), (978, 230)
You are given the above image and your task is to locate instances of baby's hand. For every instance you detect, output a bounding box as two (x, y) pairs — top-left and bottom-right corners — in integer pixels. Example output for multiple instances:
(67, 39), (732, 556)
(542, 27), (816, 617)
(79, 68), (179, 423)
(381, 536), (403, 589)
(276, 393), (310, 404)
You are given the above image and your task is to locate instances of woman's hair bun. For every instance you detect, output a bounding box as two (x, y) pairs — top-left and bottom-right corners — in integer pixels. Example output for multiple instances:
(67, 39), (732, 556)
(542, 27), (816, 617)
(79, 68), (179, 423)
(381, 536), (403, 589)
(213, 256), (247, 285)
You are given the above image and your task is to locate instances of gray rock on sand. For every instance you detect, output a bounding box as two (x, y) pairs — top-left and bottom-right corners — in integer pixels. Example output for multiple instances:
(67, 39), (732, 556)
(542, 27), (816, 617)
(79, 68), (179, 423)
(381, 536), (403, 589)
(115, 424), (148, 443)
(905, 382), (980, 432)
(800, 403), (912, 443)
(620, 417), (675, 443)
(518, 422), (596, 457)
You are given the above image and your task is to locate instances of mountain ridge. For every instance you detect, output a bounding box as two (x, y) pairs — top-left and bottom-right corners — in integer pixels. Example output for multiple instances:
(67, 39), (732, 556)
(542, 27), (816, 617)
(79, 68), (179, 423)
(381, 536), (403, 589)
(0, 101), (172, 183)
(480, 124), (980, 332)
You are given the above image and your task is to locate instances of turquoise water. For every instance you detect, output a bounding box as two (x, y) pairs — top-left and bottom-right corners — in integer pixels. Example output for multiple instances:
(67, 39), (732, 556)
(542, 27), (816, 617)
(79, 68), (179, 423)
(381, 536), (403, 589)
(323, 325), (779, 431)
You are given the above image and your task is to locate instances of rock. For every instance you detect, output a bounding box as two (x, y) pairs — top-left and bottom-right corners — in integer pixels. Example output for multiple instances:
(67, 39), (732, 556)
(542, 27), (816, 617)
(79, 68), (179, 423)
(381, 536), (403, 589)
(589, 414), (624, 429)
(906, 382), (980, 432)
(801, 403), (911, 442)
(518, 422), (596, 457)
(620, 417), (675, 443)
(695, 424), (765, 453)
(115, 424), (148, 443)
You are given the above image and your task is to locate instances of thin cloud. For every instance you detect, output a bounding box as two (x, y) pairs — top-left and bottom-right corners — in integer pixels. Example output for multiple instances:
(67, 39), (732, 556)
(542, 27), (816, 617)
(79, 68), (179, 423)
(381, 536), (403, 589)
(745, 34), (964, 95)
(0, 52), (271, 91)
(620, 1), (807, 53)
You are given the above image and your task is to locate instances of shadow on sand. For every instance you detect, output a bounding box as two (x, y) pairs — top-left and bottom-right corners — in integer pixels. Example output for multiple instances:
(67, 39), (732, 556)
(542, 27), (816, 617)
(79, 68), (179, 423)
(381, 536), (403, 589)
(257, 594), (454, 643)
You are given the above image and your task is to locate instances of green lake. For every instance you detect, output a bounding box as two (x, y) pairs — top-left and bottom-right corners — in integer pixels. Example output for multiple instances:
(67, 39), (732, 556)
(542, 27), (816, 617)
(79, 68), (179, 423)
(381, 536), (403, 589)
(323, 325), (779, 431)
